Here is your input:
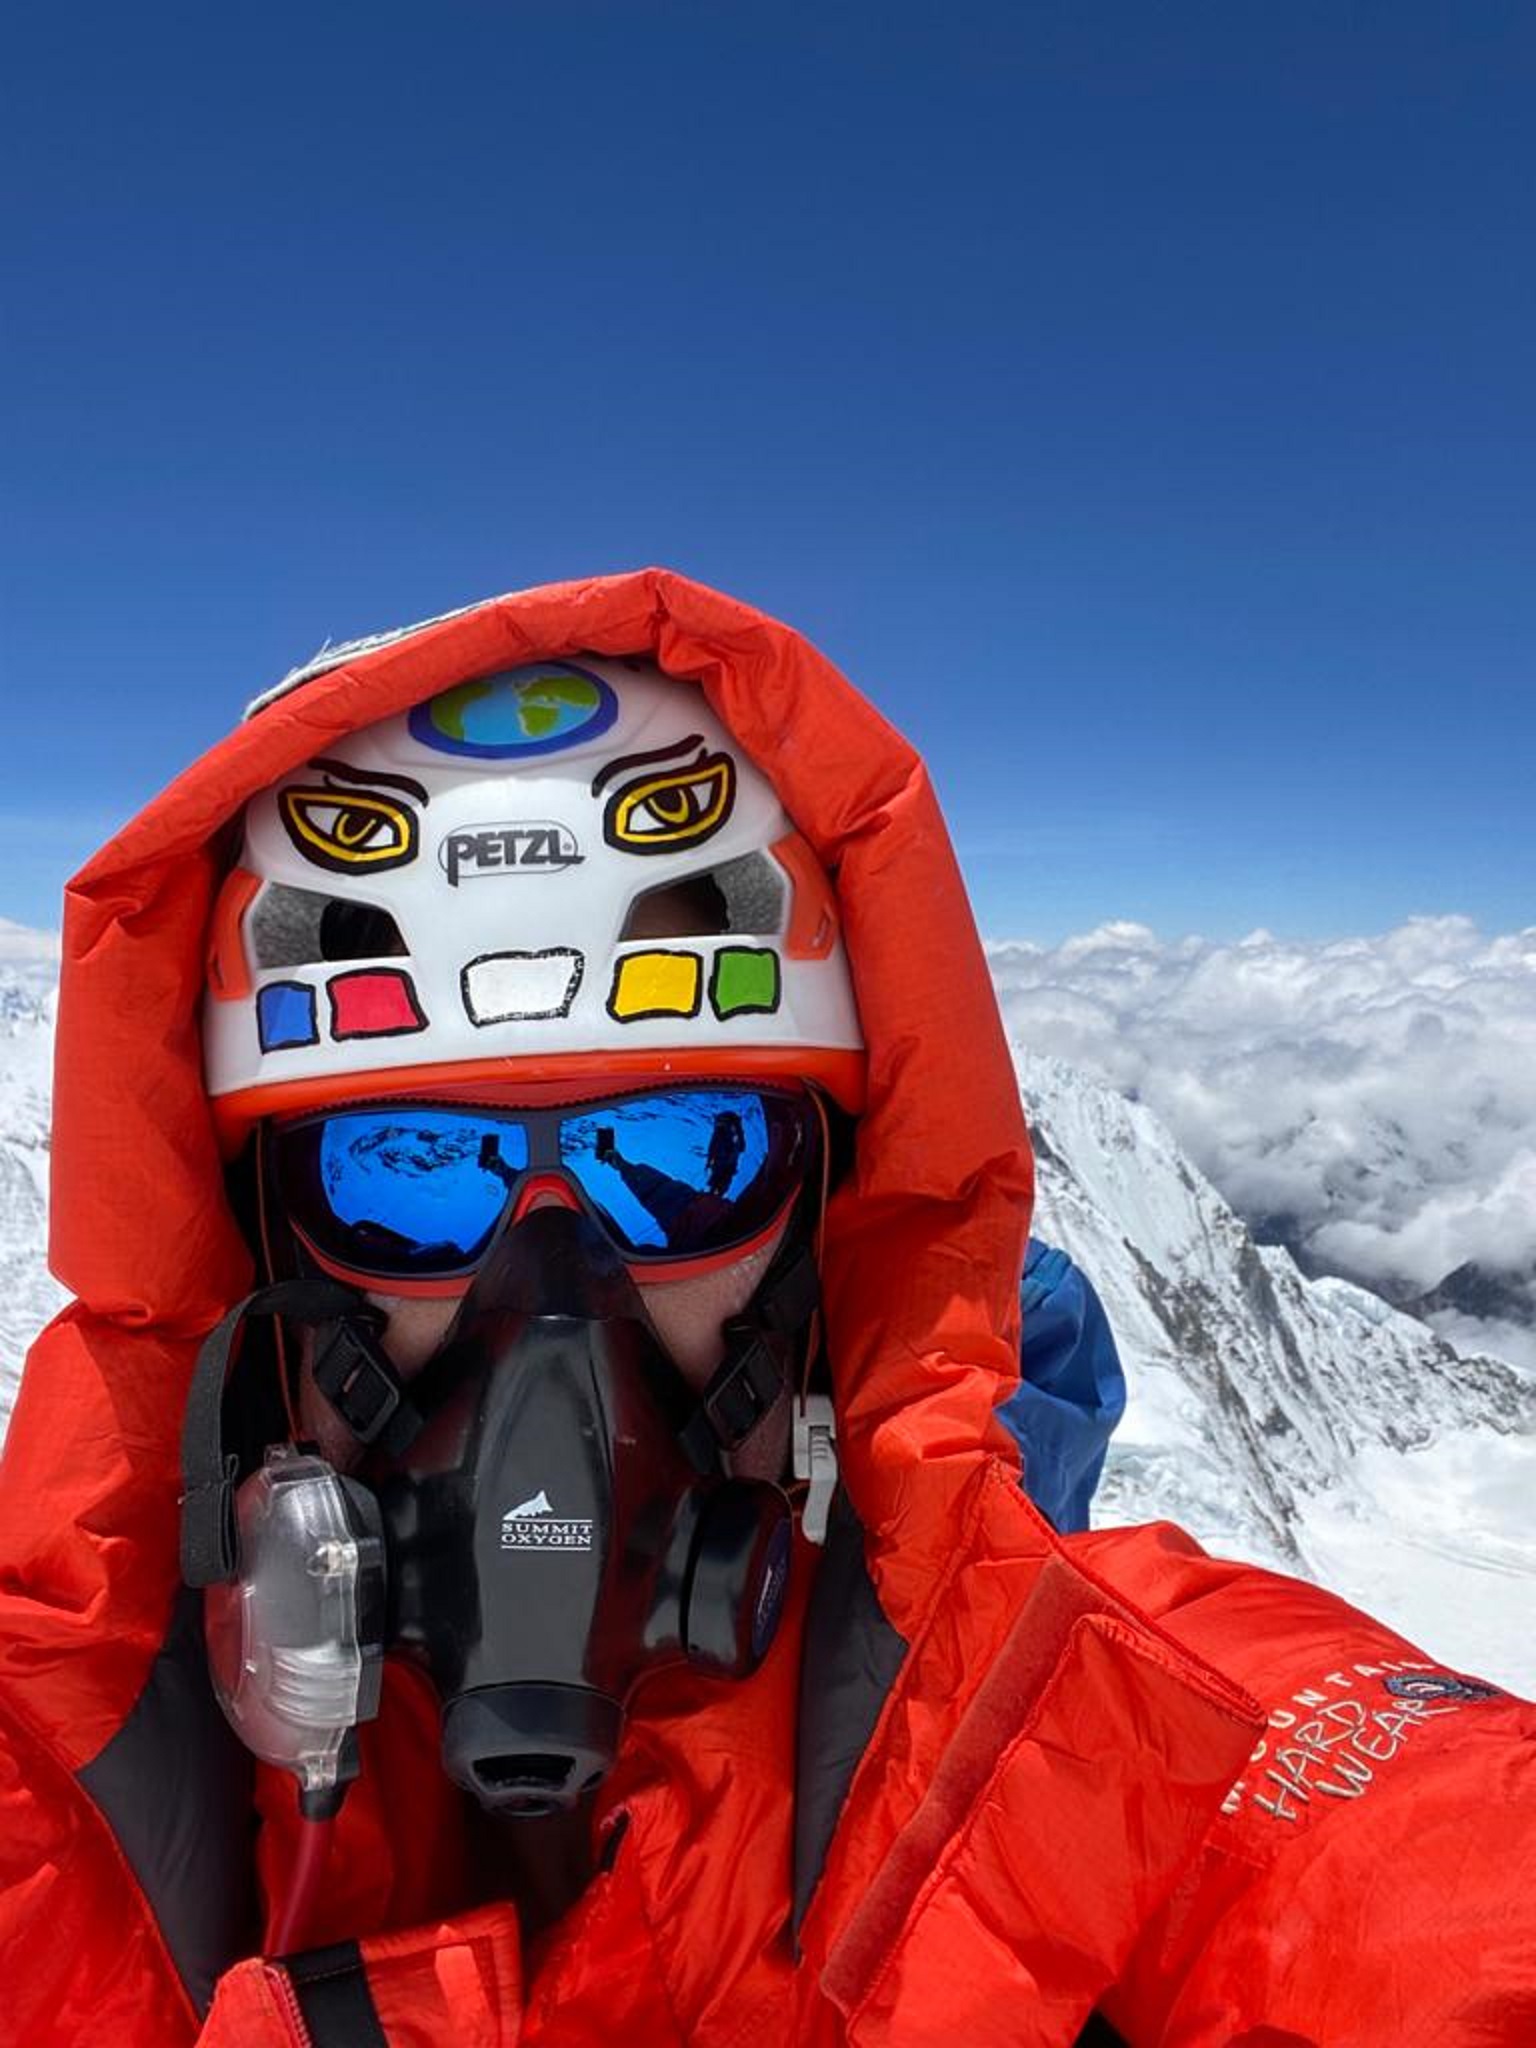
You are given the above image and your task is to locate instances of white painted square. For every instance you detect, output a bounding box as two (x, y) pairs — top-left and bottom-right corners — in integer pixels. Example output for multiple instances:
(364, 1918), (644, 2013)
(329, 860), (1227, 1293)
(462, 949), (583, 1024)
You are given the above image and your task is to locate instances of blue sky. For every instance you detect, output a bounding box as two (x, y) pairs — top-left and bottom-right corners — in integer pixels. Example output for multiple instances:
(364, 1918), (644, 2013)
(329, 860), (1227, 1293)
(3, 4), (1532, 943)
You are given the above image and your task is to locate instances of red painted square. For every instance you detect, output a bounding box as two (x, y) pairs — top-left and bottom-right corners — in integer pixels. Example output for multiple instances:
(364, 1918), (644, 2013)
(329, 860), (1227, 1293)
(328, 969), (427, 1040)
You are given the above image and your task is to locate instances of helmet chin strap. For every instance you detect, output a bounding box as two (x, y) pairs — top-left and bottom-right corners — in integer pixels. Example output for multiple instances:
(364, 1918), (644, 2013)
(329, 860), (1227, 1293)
(671, 1189), (840, 1543)
(685, 1093), (839, 1479)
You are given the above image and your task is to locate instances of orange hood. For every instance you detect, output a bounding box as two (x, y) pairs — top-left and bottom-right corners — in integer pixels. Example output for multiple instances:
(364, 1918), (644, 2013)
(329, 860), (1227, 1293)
(3, 567), (1033, 1760)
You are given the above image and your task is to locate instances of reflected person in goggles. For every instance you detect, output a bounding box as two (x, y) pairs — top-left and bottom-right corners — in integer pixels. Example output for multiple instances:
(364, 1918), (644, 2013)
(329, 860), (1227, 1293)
(183, 649), (863, 1891)
(19, 577), (1534, 2045)
(269, 1083), (826, 1481)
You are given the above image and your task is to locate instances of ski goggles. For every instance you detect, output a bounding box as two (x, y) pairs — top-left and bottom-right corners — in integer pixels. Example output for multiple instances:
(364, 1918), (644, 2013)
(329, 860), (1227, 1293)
(269, 1083), (821, 1288)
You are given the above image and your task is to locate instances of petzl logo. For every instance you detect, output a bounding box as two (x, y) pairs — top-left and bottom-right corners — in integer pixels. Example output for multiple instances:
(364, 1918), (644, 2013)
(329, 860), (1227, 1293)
(501, 1490), (595, 1552)
(440, 822), (583, 886)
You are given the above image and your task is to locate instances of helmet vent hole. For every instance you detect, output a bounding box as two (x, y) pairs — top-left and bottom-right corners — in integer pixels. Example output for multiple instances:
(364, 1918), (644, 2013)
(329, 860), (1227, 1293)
(620, 854), (784, 942)
(250, 884), (407, 968)
(621, 874), (730, 942)
(318, 899), (408, 961)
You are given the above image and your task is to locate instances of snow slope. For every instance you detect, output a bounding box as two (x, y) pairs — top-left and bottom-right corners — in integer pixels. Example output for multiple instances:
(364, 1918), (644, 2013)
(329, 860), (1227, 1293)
(1020, 1049), (1535, 1690)
(0, 928), (66, 1422)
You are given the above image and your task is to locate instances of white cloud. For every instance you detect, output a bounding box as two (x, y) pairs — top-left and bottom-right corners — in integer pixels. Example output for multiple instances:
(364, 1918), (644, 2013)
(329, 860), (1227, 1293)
(989, 917), (1536, 1339)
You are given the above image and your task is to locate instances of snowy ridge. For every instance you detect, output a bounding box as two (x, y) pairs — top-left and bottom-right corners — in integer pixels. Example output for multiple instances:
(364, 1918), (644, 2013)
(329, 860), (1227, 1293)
(1021, 1050), (1535, 1688)
(0, 955), (67, 1420)
(0, 919), (61, 1010)
(989, 918), (1536, 1372)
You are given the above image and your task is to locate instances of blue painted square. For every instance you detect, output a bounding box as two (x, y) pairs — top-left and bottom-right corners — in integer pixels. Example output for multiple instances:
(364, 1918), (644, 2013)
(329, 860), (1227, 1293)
(257, 981), (319, 1053)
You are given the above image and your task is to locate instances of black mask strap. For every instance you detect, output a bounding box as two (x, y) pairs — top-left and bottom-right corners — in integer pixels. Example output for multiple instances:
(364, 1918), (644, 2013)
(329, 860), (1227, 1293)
(179, 1278), (415, 1589)
(679, 1236), (821, 1469)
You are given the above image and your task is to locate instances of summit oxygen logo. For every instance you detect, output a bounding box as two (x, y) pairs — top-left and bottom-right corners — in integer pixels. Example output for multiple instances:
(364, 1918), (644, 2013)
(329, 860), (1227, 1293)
(500, 1489), (595, 1553)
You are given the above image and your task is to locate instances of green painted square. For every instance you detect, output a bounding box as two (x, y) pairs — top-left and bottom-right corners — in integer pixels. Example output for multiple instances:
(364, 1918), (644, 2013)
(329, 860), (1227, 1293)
(711, 946), (781, 1018)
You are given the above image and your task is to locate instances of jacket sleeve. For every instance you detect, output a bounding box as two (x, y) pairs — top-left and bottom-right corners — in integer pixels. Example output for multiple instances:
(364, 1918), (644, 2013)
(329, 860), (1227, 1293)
(997, 1239), (1127, 1533)
(1083, 1524), (1536, 2045)
(0, 1703), (198, 2048)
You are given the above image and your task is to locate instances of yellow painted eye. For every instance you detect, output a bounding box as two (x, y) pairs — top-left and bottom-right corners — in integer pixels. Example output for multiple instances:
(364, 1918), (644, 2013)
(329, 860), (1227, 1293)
(278, 786), (419, 873)
(604, 753), (735, 853)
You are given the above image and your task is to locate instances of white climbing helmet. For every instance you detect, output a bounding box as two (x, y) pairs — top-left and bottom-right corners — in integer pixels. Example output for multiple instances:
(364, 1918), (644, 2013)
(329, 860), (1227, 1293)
(204, 654), (864, 1146)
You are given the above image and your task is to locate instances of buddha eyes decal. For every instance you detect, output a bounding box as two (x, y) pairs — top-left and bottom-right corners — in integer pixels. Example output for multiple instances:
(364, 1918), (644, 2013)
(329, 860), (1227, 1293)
(277, 758), (426, 874)
(596, 739), (737, 855)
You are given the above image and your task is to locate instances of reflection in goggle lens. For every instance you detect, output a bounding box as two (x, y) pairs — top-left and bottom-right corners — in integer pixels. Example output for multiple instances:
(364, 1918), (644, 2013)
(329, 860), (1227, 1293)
(281, 1087), (812, 1278)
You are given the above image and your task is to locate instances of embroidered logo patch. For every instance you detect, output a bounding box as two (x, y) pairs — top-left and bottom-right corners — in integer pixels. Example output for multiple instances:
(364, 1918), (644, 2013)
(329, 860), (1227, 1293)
(1221, 1656), (1508, 1829)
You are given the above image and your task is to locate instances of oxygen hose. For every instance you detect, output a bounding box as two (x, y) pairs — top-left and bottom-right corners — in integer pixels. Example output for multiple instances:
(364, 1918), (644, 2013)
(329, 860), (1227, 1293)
(268, 1792), (343, 1956)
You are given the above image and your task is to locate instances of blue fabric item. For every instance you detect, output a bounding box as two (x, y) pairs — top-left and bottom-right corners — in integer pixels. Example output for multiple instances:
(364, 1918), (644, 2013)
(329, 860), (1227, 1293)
(996, 1239), (1127, 1533)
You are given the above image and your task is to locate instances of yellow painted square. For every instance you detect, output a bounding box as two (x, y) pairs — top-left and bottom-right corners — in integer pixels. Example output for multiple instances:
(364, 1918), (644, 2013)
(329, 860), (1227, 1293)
(609, 951), (702, 1021)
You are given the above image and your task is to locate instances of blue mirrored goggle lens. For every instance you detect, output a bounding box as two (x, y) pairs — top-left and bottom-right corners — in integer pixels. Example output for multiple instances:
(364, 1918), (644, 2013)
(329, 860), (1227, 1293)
(560, 1089), (774, 1253)
(277, 1088), (812, 1277)
(313, 1109), (531, 1266)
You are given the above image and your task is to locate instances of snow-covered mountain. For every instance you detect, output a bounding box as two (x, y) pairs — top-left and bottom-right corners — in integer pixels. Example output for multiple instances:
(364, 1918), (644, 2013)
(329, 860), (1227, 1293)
(1021, 1049), (1535, 1690)
(989, 919), (1536, 1374)
(0, 927), (67, 1422)
(0, 931), (1529, 1690)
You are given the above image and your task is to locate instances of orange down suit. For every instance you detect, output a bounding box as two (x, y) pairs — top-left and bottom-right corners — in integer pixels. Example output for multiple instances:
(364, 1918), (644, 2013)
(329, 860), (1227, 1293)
(0, 570), (1531, 2047)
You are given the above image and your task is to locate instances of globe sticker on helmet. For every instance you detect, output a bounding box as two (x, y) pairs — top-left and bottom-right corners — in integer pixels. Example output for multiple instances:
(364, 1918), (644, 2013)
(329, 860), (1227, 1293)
(409, 664), (619, 760)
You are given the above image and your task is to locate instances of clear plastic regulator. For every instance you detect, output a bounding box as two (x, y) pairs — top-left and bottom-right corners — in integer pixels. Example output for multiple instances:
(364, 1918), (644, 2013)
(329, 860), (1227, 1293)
(204, 1446), (386, 1795)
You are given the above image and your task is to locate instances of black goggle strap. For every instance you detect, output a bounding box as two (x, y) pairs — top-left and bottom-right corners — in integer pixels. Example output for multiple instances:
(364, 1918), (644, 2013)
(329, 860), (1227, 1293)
(179, 1278), (419, 1589)
(678, 1235), (822, 1473)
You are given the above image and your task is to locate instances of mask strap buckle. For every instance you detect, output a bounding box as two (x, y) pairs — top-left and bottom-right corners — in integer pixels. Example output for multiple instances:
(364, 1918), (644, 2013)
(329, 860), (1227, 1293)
(180, 1276), (379, 1588)
(681, 1327), (784, 1468)
(676, 1240), (823, 1470)
(311, 1317), (422, 1455)
(793, 1394), (838, 1546)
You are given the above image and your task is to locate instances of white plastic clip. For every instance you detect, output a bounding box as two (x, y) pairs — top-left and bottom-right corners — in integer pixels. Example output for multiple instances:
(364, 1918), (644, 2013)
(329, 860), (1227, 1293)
(793, 1393), (838, 1546)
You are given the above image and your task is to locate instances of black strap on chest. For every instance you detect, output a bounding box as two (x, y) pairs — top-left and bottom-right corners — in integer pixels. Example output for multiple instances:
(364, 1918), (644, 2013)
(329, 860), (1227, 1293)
(281, 1942), (389, 2048)
(179, 1278), (418, 1589)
